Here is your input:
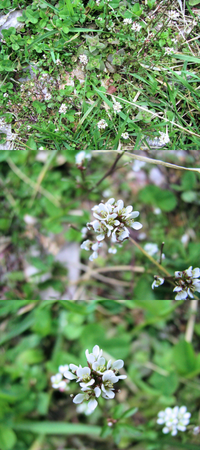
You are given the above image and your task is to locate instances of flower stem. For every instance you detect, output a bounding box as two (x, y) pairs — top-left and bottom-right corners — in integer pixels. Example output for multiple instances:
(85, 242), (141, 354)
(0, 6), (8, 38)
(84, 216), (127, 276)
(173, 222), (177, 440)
(89, 150), (126, 192)
(129, 237), (171, 277)
(185, 300), (198, 343)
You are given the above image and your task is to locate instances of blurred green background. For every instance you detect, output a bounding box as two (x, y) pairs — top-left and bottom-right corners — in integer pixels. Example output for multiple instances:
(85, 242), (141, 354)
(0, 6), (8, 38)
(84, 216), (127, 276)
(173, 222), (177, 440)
(0, 300), (200, 450)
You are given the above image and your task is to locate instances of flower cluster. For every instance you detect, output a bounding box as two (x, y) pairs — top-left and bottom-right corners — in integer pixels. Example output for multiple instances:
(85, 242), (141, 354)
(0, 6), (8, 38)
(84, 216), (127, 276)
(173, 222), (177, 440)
(173, 266), (200, 300)
(63, 345), (127, 414)
(152, 266), (200, 300)
(157, 406), (191, 436)
(79, 54), (88, 65)
(131, 23), (142, 32)
(59, 103), (68, 114)
(51, 365), (70, 391)
(97, 119), (108, 130)
(81, 198), (142, 260)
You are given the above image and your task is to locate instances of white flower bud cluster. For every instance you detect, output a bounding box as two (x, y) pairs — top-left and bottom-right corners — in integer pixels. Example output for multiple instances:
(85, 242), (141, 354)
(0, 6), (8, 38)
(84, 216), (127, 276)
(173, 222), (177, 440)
(50, 365), (70, 391)
(81, 198), (142, 260)
(62, 345), (126, 415)
(152, 265), (200, 300)
(157, 406), (191, 436)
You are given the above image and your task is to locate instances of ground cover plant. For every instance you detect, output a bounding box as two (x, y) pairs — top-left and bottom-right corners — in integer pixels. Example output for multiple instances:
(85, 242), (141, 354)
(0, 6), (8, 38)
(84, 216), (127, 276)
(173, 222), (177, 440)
(0, 149), (200, 300)
(0, 299), (200, 450)
(0, 0), (200, 150)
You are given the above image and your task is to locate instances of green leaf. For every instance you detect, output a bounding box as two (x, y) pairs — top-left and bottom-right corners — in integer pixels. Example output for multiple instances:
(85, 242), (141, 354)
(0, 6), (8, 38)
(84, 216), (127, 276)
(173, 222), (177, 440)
(181, 171), (196, 190)
(26, 137), (37, 150)
(181, 191), (197, 203)
(139, 185), (177, 211)
(173, 339), (196, 376)
(119, 407), (138, 420)
(0, 426), (16, 450)
(12, 422), (101, 436)
(149, 371), (179, 395)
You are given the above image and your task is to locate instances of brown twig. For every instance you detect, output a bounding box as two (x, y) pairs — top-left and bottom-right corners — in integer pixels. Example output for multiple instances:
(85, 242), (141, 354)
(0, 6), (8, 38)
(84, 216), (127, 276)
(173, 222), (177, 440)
(88, 150), (126, 192)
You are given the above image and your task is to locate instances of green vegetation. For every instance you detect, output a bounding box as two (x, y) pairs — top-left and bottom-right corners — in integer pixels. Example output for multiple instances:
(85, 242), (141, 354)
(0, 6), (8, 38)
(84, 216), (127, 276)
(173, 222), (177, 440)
(0, 0), (200, 149)
(0, 300), (200, 450)
(0, 150), (200, 300)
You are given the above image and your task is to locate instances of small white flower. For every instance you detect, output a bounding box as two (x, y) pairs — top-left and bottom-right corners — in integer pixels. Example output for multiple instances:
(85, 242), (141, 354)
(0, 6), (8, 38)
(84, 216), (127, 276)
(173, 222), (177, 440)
(121, 132), (129, 139)
(56, 59), (62, 65)
(193, 426), (200, 435)
(131, 23), (142, 32)
(51, 373), (68, 390)
(164, 47), (174, 55)
(173, 266), (200, 300)
(79, 54), (88, 65)
(159, 131), (170, 145)
(97, 119), (108, 129)
(75, 150), (91, 165)
(81, 239), (92, 251)
(59, 103), (68, 114)
(152, 277), (165, 289)
(113, 102), (122, 113)
(123, 18), (132, 25)
(44, 93), (52, 101)
(101, 370), (119, 399)
(92, 357), (106, 374)
(85, 345), (103, 364)
(3, 93), (8, 98)
(168, 10), (180, 21)
(59, 365), (69, 374)
(108, 246), (117, 254)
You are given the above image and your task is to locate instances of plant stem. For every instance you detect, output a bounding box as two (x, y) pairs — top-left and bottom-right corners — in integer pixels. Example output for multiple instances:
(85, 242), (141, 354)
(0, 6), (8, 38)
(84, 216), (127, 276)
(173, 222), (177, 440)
(129, 237), (171, 277)
(185, 300), (198, 343)
(89, 150), (126, 192)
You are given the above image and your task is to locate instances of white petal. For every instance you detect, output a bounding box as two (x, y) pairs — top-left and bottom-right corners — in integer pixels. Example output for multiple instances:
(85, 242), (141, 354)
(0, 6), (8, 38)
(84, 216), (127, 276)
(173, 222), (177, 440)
(77, 367), (91, 378)
(73, 393), (85, 404)
(175, 290), (188, 300)
(131, 221), (143, 230)
(112, 359), (124, 369)
(94, 386), (101, 398)
(192, 267), (200, 278)
(64, 370), (77, 380)
(88, 399), (98, 413)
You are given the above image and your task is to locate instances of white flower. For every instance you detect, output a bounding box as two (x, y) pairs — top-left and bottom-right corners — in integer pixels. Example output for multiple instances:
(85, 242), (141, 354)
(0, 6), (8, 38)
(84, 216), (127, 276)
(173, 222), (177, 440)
(75, 150), (91, 165)
(3, 93), (8, 98)
(108, 246), (117, 254)
(168, 10), (180, 21)
(59, 103), (68, 114)
(44, 93), (52, 101)
(92, 356), (106, 374)
(144, 243), (159, 256)
(74, 386), (101, 414)
(97, 119), (108, 129)
(173, 266), (200, 300)
(107, 359), (127, 379)
(59, 365), (69, 374)
(51, 373), (68, 390)
(159, 131), (170, 145)
(85, 345), (103, 364)
(131, 23), (142, 32)
(81, 239), (92, 251)
(113, 102), (122, 113)
(101, 370), (119, 399)
(121, 132), (129, 139)
(157, 406), (191, 436)
(193, 426), (200, 435)
(152, 277), (165, 289)
(56, 59), (62, 65)
(77, 367), (95, 388)
(123, 18), (132, 25)
(164, 47), (174, 55)
(79, 54), (88, 65)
